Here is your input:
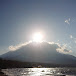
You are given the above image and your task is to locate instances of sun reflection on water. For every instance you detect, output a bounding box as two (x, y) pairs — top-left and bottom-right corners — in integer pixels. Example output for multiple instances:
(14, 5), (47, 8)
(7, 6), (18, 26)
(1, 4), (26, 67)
(2, 68), (76, 76)
(29, 68), (51, 76)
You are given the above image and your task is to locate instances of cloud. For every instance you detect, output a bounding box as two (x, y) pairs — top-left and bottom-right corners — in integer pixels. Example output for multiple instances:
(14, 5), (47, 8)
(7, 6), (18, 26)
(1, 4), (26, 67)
(70, 35), (76, 43)
(65, 18), (70, 24)
(70, 35), (73, 39)
(56, 44), (72, 54)
(9, 41), (32, 51)
(48, 42), (72, 54)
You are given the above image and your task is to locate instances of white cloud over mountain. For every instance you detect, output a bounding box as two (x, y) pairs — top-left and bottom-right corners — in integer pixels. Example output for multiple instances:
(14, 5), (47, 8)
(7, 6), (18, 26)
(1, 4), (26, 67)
(8, 41), (72, 54)
(9, 41), (32, 51)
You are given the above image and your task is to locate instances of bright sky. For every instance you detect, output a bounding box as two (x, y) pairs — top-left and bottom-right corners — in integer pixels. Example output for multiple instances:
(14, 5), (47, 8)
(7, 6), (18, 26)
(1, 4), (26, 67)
(0, 0), (76, 56)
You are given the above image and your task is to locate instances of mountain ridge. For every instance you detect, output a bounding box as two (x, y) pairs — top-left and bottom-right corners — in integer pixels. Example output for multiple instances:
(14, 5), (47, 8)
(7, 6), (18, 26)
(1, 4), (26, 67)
(1, 42), (76, 65)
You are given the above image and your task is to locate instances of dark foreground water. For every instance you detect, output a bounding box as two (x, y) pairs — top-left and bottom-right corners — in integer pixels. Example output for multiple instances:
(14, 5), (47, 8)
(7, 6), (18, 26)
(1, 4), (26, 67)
(2, 68), (76, 76)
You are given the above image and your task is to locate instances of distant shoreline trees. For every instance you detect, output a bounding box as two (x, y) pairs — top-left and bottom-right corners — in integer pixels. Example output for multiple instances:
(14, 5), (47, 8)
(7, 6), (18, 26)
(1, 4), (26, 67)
(0, 58), (76, 69)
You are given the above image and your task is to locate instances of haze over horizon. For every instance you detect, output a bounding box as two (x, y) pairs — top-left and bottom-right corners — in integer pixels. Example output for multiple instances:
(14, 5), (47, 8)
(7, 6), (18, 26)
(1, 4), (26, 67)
(0, 0), (76, 57)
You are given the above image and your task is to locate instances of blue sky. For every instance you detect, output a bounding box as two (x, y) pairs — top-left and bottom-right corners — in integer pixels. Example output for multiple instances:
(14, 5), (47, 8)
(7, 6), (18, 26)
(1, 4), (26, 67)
(0, 0), (76, 56)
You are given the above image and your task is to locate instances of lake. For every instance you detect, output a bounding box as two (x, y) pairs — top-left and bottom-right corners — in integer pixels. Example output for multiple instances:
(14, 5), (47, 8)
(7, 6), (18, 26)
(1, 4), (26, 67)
(2, 68), (76, 76)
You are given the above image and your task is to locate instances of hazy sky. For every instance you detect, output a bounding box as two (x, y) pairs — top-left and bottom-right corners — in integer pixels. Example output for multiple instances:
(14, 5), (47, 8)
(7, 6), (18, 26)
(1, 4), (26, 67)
(0, 0), (76, 56)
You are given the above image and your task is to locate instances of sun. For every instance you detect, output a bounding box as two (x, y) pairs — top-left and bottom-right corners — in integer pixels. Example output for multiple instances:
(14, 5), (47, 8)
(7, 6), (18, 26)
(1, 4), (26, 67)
(32, 32), (43, 42)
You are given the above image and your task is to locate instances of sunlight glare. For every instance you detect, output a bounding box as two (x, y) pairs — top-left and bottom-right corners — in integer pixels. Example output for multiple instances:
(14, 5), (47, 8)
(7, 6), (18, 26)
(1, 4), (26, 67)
(33, 32), (43, 42)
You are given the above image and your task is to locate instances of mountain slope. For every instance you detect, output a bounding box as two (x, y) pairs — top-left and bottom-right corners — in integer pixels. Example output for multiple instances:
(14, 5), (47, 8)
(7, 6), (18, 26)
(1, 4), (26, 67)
(1, 42), (76, 64)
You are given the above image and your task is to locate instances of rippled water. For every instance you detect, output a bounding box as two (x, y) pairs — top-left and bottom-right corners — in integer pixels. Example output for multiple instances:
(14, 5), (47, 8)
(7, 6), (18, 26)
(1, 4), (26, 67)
(2, 68), (76, 76)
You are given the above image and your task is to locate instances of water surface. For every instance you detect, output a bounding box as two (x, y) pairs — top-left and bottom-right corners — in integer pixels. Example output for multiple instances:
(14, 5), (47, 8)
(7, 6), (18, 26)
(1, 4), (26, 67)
(2, 68), (76, 76)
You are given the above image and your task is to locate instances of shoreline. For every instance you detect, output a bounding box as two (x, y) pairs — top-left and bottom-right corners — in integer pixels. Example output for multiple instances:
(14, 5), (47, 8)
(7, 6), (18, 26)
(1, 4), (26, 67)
(0, 70), (7, 76)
